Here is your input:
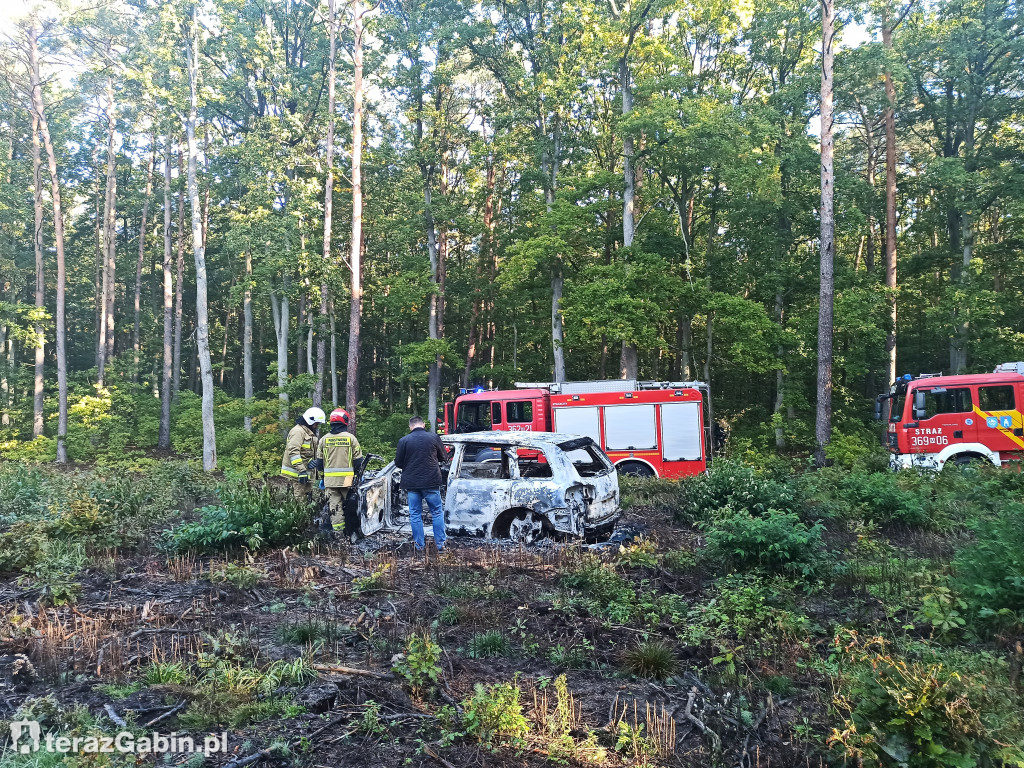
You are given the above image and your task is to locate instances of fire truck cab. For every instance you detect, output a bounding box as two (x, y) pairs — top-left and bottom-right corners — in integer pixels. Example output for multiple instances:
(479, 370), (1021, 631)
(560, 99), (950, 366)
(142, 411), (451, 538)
(875, 362), (1024, 471)
(443, 379), (710, 479)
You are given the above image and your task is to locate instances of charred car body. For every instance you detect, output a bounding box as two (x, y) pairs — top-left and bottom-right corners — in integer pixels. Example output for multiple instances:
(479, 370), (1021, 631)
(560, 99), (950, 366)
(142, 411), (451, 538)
(344, 432), (620, 543)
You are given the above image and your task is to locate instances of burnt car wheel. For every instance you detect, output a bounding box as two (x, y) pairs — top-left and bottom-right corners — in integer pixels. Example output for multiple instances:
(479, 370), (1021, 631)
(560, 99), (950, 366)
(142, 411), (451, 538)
(498, 509), (544, 544)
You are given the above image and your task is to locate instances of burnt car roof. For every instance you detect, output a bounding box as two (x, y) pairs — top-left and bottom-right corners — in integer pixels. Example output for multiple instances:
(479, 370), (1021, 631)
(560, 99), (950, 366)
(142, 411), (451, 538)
(441, 431), (593, 448)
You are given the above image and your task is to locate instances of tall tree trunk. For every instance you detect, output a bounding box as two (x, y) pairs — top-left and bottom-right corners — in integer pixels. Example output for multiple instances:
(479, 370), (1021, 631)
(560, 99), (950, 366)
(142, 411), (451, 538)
(184, 9), (216, 471)
(425, 178), (441, 432)
(159, 139), (174, 449)
(465, 154), (495, 386)
(31, 113), (45, 437)
(314, 0), (338, 408)
(297, 292), (306, 375)
(28, 19), (68, 462)
(133, 143), (156, 385)
(99, 76), (117, 384)
(243, 248), (253, 432)
(173, 150), (185, 399)
(271, 283), (290, 424)
(619, 55), (638, 379)
(547, 116), (566, 383)
(773, 291), (786, 449)
(815, 0), (836, 467)
(1, 135), (9, 427)
(329, 311), (337, 407)
(882, 17), (899, 387)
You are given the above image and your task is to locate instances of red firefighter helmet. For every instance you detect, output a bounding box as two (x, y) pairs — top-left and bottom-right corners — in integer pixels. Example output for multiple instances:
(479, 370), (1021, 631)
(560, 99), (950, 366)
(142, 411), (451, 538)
(329, 408), (350, 426)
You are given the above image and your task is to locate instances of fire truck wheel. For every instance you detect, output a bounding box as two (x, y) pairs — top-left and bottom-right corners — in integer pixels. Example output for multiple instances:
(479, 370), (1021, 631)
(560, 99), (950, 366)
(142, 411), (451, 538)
(616, 461), (656, 478)
(952, 453), (987, 469)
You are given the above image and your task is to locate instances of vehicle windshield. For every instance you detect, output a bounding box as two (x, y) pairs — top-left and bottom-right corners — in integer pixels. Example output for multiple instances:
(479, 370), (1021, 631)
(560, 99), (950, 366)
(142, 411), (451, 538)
(557, 438), (613, 478)
(456, 401), (492, 432)
(889, 392), (905, 423)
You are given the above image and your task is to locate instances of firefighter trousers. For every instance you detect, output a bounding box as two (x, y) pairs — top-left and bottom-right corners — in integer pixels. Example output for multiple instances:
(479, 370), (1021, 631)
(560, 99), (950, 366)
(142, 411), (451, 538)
(327, 487), (351, 530)
(289, 479), (313, 503)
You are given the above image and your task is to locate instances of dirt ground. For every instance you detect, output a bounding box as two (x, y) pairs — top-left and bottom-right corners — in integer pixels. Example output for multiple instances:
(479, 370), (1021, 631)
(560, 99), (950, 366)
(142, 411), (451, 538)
(0, 504), (829, 767)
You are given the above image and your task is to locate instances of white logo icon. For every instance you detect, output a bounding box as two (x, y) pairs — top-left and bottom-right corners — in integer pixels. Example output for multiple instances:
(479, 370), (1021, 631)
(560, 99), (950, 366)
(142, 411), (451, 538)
(10, 719), (41, 753)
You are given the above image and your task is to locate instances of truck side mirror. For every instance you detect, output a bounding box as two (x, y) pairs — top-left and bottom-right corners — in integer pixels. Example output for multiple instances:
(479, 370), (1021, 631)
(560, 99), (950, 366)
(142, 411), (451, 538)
(873, 399), (883, 421)
(912, 390), (927, 421)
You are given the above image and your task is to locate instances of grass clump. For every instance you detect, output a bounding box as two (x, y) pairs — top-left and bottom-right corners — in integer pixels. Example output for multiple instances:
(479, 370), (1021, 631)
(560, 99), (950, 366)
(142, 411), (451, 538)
(622, 639), (677, 680)
(467, 630), (512, 659)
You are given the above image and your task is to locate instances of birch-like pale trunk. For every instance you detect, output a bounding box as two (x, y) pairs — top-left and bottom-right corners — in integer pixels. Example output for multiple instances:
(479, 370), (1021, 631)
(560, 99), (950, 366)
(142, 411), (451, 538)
(31, 113), (44, 437)
(313, 0), (337, 408)
(425, 179), (440, 432)
(159, 138), (174, 449)
(98, 77), (118, 384)
(271, 287), (290, 424)
(618, 54), (638, 379)
(184, 10), (216, 471)
(243, 248), (253, 432)
(133, 144), (156, 385)
(548, 117), (566, 383)
(172, 150), (185, 399)
(815, 0), (836, 466)
(882, 18), (899, 387)
(346, 0), (365, 432)
(28, 19), (68, 462)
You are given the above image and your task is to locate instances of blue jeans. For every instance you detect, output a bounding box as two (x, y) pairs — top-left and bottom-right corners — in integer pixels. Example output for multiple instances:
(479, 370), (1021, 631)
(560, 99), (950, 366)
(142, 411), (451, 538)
(407, 488), (445, 550)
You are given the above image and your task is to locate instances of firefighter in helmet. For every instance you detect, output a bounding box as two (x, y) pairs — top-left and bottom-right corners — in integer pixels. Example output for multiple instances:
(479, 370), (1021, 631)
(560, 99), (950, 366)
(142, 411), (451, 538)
(281, 407), (326, 501)
(320, 408), (363, 531)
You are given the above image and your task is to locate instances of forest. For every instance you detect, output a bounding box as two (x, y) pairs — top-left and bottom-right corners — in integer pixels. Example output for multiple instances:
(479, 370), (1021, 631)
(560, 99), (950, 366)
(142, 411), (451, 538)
(0, 0), (1020, 468)
(0, 1), (1023, 767)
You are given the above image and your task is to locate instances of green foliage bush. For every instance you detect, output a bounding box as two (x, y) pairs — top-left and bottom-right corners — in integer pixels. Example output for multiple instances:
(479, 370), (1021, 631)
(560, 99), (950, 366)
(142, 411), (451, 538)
(831, 633), (1024, 767)
(166, 482), (310, 553)
(460, 680), (530, 750)
(393, 631), (442, 698)
(701, 506), (824, 576)
(953, 502), (1024, 629)
(676, 459), (797, 523)
(801, 468), (931, 526)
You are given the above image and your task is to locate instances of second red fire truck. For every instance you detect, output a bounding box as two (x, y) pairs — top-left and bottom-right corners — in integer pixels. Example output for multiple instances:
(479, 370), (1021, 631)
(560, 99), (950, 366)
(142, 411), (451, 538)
(442, 379), (711, 478)
(876, 362), (1024, 471)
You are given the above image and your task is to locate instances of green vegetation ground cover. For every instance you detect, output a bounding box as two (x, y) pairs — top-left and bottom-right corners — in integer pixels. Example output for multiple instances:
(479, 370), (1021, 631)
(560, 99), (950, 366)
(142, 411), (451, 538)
(0, 455), (1021, 767)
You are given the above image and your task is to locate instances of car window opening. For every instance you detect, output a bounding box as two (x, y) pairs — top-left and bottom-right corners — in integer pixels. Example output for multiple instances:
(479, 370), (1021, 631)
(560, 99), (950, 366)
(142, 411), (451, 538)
(558, 438), (612, 478)
(456, 401), (492, 432)
(459, 444), (511, 480)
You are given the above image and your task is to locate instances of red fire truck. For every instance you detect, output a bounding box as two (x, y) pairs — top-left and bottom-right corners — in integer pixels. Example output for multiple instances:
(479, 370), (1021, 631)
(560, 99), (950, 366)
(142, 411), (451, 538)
(441, 379), (710, 478)
(875, 362), (1024, 471)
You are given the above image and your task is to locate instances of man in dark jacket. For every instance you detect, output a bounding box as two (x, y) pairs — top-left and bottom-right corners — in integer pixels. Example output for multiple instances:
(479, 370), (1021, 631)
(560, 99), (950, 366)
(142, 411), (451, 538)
(394, 416), (448, 552)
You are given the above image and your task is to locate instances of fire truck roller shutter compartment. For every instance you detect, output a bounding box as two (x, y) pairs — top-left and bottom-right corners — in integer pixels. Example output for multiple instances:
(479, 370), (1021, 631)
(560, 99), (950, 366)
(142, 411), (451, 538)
(552, 406), (601, 444)
(604, 404), (658, 451)
(660, 401), (703, 461)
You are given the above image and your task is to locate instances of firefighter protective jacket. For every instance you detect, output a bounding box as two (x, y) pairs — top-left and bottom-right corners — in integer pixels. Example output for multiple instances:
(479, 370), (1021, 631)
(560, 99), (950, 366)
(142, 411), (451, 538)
(281, 423), (318, 480)
(320, 428), (362, 488)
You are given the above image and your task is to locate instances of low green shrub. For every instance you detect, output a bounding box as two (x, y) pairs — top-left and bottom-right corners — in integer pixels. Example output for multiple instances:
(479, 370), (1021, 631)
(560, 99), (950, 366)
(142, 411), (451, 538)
(166, 482), (310, 553)
(676, 459), (797, 523)
(393, 631), (442, 698)
(460, 680), (530, 750)
(954, 501), (1024, 631)
(801, 468), (931, 526)
(830, 633), (1024, 767)
(701, 506), (824, 576)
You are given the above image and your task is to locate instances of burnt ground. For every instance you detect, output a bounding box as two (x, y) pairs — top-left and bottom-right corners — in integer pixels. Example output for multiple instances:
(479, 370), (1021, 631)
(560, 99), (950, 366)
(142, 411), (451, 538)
(0, 504), (838, 767)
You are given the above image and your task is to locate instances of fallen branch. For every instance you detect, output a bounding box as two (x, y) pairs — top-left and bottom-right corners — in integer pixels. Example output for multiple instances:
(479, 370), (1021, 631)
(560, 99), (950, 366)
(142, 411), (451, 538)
(682, 686), (721, 753)
(421, 742), (458, 768)
(103, 704), (127, 728)
(313, 663), (393, 680)
(222, 746), (280, 768)
(142, 700), (186, 729)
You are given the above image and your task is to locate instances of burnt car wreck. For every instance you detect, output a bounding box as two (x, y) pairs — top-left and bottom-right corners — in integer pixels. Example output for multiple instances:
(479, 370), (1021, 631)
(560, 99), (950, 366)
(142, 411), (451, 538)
(344, 432), (620, 544)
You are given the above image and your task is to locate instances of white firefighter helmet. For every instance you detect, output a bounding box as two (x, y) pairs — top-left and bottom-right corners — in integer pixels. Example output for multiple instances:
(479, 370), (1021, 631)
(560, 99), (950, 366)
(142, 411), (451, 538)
(302, 407), (326, 426)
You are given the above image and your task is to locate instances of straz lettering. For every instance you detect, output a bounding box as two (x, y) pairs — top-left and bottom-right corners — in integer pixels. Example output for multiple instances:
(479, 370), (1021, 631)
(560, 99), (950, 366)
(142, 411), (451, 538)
(913, 428), (943, 435)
